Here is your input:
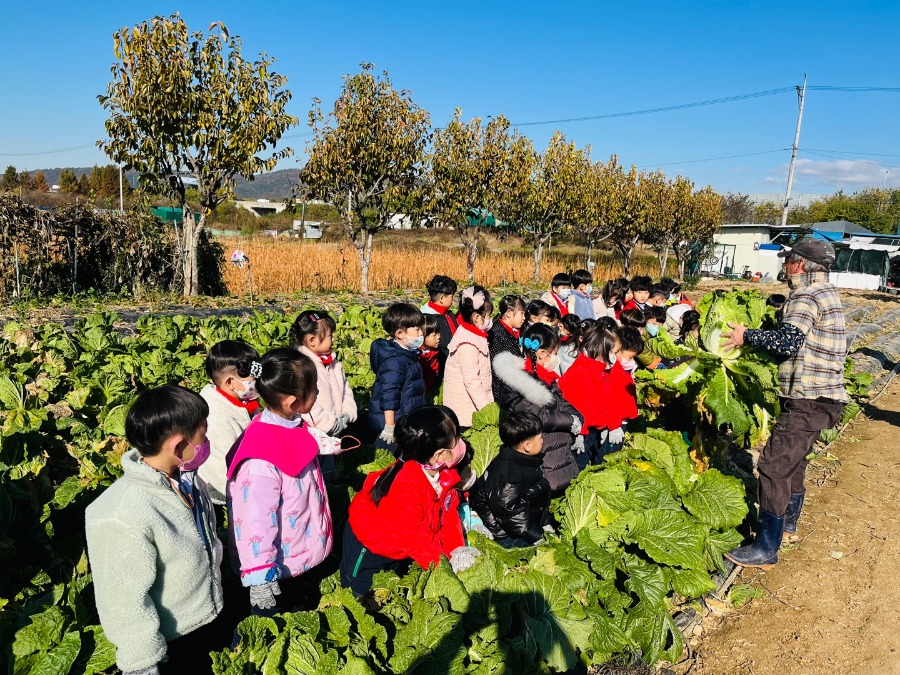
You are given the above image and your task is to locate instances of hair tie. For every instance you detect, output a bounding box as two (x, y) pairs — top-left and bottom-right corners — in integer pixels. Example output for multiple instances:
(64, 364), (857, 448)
(461, 286), (485, 310)
(523, 337), (540, 351)
(249, 361), (263, 378)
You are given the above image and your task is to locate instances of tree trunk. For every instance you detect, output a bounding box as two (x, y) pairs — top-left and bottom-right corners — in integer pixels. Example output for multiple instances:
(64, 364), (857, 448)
(618, 243), (634, 277)
(463, 227), (480, 281)
(354, 231), (372, 294)
(584, 241), (593, 270)
(532, 231), (544, 282)
(657, 243), (670, 278)
(181, 206), (200, 296)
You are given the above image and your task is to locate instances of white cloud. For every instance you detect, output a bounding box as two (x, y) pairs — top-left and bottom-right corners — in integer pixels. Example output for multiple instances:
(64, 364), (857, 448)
(765, 158), (897, 190)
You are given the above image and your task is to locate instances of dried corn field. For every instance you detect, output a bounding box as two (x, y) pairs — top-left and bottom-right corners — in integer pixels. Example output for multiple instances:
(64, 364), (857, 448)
(219, 237), (665, 294)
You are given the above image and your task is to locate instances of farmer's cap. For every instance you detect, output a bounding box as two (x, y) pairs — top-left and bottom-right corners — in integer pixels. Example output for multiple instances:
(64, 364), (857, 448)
(778, 238), (836, 268)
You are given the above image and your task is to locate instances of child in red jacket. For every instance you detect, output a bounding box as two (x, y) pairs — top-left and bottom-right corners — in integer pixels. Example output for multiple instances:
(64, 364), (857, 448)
(340, 406), (479, 596)
(558, 323), (629, 469)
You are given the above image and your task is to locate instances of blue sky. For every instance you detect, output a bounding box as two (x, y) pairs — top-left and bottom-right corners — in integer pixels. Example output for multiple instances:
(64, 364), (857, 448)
(1, 0), (899, 196)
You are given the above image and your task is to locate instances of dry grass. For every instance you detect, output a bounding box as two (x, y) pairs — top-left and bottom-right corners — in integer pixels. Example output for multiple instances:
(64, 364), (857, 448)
(219, 236), (666, 294)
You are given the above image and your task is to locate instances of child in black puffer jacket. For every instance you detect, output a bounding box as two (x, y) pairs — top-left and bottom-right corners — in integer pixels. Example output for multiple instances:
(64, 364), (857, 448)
(469, 411), (550, 548)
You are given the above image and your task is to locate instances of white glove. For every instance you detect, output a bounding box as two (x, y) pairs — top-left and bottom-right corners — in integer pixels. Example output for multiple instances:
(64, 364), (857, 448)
(608, 427), (625, 444)
(599, 428), (609, 444)
(542, 523), (555, 534)
(249, 580), (281, 610)
(570, 415), (583, 436)
(469, 522), (494, 540)
(572, 435), (586, 454)
(449, 546), (481, 573)
(124, 667), (159, 675)
(379, 424), (395, 444)
(330, 413), (349, 436)
(459, 465), (477, 491)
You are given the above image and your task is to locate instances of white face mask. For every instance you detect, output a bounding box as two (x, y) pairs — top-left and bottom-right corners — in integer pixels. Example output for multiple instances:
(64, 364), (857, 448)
(480, 317), (493, 332)
(234, 378), (258, 402)
(544, 353), (561, 372)
(557, 288), (572, 300)
(585, 285), (593, 295)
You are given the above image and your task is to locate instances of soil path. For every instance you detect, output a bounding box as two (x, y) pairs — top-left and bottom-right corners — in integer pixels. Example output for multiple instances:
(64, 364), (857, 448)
(693, 377), (900, 675)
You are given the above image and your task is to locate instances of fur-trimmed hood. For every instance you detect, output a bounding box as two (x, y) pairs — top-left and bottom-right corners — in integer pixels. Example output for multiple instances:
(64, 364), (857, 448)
(492, 351), (555, 408)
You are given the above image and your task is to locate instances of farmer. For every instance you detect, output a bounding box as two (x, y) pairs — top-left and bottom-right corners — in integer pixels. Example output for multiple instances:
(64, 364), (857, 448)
(721, 238), (848, 568)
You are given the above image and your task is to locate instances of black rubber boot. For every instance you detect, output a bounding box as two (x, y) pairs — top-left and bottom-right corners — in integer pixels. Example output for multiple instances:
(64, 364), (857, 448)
(725, 509), (784, 569)
(783, 491), (806, 535)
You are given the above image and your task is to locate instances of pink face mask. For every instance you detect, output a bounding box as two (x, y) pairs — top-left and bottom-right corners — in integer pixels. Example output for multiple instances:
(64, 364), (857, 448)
(180, 439), (211, 472)
(422, 438), (467, 471)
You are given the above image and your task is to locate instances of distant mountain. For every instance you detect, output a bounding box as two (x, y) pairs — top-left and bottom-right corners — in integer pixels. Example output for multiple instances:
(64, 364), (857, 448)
(29, 167), (298, 200)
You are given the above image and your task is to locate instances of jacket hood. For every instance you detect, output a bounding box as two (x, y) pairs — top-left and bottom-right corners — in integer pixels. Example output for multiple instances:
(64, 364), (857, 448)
(493, 351), (555, 408)
(120, 448), (178, 492)
(370, 338), (417, 371)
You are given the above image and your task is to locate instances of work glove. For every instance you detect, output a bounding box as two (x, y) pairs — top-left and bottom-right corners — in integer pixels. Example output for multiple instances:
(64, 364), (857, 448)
(330, 414), (349, 436)
(249, 580), (281, 612)
(469, 522), (494, 540)
(378, 424), (395, 445)
(542, 523), (555, 534)
(570, 415), (583, 436)
(458, 465), (477, 491)
(608, 427), (625, 445)
(599, 428), (610, 444)
(123, 667), (159, 675)
(449, 546), (481, 573)
(572, 435), (586, 454)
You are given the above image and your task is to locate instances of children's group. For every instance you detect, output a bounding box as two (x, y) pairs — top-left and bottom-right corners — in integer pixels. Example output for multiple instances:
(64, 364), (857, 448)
(85, 269), (703, 674)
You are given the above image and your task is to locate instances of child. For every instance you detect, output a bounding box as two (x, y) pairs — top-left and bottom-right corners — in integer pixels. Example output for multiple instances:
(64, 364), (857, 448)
(594, 279), (625, 320)
(540, 272), (572, 318)
(226, 348), (333, 615)
(493, 324), (583, 494)
(616, 325), (644, 376)
(558, 316), (592, 375)
(618, 308), (647, 331)
(86, 386), (225, 674)
(526, 299), (559, 329)
(470, 411), (551, 547)
(445, 286), (494, 430)
(290, 310), (357, 438)
(621, 276), (651, 314)
(420, 274), (459, 360)
(661, 277), (692, 307)
(369, 303), (427, 451)
(635, 306), (668, 370)
(646, 285), (669, 308)
(664, 303), (692, 340)
(558, 313), (580, 344)
(558, 325), (623, 468)
(568, 268), (595, 320)
(199, 340), (261, 505)
(340, 406), (479, 595)
(488, 294), (526, 399)
(419, 314), (443, 399)
(677, 310), (701, 348)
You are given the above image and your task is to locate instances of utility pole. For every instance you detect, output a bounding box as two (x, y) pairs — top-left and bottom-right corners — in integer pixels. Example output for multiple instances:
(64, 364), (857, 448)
(781, 74), (807, 227)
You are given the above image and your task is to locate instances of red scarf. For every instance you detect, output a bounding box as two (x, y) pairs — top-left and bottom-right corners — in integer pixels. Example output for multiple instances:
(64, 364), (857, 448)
(499, 319), (520, 339)
(524, 358), (559, 386)
(458, 318), (488, 338)
(215, 387), (260, 415)
(317, 352), (335, 366)
(427, 302), (458, 336)
(550, 292), (570, 317)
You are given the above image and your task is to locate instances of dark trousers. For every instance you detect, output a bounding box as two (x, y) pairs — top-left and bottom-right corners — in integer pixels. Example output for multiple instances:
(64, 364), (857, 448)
(159, 610), (232, 673)
(758, 397), (844, 515)
(339, 524), (411, 596)
(575, 430), (622, 471)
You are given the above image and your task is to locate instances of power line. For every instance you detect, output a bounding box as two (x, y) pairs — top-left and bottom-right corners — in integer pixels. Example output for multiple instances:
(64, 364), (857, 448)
(510, 87), (797, 127)
(801, 149), (900, 170)
(0, 143), (97, 157)
(808, 86), (900, 93)
(803, 148), (900, 159)
(636, 148), (789, 169)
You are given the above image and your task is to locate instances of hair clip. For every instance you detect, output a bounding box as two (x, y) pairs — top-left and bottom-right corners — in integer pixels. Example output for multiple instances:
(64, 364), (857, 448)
(249, 361), (263, 378)
(310, 312), (320, 321)
(461, 287), (485, 310)
(523, 337), (540, 351)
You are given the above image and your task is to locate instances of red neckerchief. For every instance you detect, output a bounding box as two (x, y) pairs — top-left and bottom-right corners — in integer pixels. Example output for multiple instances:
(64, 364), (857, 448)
(428, 302), (458, 336)
(427, 301), (448, 315)
(458, 318), (488, 338)
(524, 358), (559, 386)
(318, 352), (335, 366)
(560, 335), (572, 343)
(215, 387), (260, 415)
(499, 319), (520, 339)
(550, 292), (569, 317)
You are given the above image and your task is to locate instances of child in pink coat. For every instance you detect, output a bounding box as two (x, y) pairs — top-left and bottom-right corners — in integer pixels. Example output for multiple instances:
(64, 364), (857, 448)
(443, 285), (494, 429)
(226, 348), (334, 615)
(289, 310), (357, 437)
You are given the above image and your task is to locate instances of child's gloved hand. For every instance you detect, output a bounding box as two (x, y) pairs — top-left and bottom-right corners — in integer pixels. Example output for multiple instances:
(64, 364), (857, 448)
(458, 465), (477, 491)
(449, 546), (481, 573)
(608, 427), (625, 444)
(469, 522), (493, 540)
(330, 414), (349, 436)
(123, 666), (159, 675)
(599, 428), (610, 443)
(570, 415), (583, 436)
(572, 435), (586, 454)
(249, 580), (280, 611)
(379, 425), (395, 444)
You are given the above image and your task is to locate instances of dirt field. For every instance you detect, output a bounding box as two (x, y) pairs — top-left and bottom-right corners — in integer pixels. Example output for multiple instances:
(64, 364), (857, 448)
(691, 376), (900, 675)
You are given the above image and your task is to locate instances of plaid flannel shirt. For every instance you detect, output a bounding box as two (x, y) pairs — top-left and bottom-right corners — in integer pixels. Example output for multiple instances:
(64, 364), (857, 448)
(745, 271), (848, 401)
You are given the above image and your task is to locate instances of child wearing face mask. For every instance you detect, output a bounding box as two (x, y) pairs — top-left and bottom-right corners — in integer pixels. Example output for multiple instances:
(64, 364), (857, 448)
(369, 303), (428, 453)
(488, 294), (526, 399)
(340, 406), (478, 596)
(470, 411), (551, 547)
(444, 286), (495, 431)
(568, 268), (596, 320)
(199, 340), (262, 505)
(226, 349), (334, 616)
(290, 310), (357, 438)
(558, 325), (624, 467)
(86, 386), (226, 675)
(492, 324), (583, 494)
(540, 272), (572, 318)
